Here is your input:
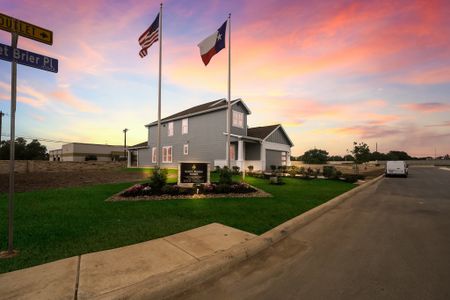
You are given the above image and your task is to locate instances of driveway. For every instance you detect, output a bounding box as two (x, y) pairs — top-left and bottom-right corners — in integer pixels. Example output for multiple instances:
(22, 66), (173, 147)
(175, 167), (450, 300)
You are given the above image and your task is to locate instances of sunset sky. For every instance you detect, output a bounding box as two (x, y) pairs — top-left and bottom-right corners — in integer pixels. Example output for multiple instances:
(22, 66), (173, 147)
(0, 0), (449, 157)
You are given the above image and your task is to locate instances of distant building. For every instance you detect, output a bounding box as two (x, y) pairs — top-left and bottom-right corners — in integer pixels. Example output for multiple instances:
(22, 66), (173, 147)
(128, 98), (293, 171)
(49, 143), (124, 162)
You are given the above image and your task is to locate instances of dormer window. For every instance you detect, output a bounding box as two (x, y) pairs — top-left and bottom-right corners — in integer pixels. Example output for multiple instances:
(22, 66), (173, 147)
(232, 110), (244, 128)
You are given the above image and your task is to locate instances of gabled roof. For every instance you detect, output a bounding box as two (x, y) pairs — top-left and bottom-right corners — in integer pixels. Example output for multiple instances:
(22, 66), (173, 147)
(248, 124), (294, 147)
(146, 98), (251, 126)
(247, 124), (280, 139)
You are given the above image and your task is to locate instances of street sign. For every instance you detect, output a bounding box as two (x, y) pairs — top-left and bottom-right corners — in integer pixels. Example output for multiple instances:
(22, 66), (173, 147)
(0, 12), (53, 45)
(0, 43), (58, 73)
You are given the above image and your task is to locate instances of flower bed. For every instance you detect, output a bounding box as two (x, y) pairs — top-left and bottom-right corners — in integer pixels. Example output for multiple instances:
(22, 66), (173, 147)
(107, 182), (271, 201)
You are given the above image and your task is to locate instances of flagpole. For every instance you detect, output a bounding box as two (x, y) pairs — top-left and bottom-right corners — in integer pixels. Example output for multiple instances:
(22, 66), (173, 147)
(157, 3), (163, 169)
(227, 13), (231, 169)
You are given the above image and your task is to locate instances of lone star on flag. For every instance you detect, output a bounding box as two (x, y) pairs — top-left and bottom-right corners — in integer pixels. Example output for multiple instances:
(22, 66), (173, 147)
(217, 33), (222, 40)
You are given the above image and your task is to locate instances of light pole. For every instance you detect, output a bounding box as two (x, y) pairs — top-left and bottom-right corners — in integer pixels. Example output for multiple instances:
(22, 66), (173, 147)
(123, 128), (129, 160)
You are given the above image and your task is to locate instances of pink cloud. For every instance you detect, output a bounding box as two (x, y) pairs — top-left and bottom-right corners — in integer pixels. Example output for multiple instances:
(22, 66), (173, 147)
(400, 102), (450, 113)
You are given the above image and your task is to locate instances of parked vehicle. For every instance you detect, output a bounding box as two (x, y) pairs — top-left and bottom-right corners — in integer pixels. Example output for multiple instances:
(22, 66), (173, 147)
(385, 161), (408, 177)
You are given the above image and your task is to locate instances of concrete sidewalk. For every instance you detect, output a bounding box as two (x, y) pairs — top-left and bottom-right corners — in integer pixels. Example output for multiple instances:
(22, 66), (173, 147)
(0, 223), (255, 300)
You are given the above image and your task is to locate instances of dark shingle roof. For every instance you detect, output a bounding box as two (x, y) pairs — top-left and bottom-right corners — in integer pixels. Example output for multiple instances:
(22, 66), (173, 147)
(247, 124), (280, 139)
(146, 98), (249, 126)
(128, 141), (148, 149)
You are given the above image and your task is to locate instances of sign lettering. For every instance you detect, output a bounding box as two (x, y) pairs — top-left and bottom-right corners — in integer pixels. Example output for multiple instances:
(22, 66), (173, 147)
(0, 43), (58, 73)
(0, 13), (53, 45)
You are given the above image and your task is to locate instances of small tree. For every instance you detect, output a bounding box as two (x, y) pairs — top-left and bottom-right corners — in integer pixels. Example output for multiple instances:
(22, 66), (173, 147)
(302, 148), (328, 164)
(350, 142), (371, 174)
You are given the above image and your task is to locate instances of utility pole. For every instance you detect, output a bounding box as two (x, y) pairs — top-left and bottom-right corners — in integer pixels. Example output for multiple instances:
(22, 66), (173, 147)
(0, 111), (4, 145)
(123, 128), (129, 160)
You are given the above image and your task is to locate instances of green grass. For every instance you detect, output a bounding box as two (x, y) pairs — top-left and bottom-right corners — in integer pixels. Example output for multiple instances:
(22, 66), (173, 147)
(0, 176), (354, 273)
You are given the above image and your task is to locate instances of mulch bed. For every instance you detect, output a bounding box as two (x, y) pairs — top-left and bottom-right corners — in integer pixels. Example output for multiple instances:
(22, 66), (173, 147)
(106, 185), (272, 202)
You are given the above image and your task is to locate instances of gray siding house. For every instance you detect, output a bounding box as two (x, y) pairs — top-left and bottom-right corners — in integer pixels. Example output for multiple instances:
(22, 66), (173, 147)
(128, 98), (293, 171)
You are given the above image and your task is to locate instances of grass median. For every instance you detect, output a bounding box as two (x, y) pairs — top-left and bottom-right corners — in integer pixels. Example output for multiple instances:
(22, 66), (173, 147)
(0, 176), (354, 274)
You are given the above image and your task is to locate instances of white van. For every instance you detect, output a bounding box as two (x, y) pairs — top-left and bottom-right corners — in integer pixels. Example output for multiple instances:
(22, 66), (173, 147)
(385, 161), (408, 177)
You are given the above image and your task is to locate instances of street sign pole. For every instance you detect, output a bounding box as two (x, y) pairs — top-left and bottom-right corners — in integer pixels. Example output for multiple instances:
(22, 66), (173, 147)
(8, 32), (18, 255)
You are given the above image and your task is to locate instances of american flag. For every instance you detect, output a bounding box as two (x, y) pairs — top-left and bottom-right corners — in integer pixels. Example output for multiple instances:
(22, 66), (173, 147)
(139, 13), (159, 58)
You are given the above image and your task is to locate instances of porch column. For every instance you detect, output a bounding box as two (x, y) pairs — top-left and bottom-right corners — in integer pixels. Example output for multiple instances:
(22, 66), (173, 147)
(127, 150), (131, 167)
(237, 139), (244, 170)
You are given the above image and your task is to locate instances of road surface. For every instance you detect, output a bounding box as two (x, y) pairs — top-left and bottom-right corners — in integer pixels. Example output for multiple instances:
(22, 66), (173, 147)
(175, 167), (450, 300)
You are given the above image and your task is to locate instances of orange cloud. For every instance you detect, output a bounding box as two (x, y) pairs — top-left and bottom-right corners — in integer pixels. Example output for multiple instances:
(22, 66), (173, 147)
(50, 89), (101, 113)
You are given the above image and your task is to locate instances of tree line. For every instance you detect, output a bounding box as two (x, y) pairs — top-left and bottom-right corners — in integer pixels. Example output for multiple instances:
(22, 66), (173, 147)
(292, 142), (438, 164)
(0, 137), (48, 160)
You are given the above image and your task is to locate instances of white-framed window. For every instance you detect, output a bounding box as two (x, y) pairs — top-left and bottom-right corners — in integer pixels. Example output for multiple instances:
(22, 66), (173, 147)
(168, 122), (174, 136)
(232, 110), (244, 128)
(152, 147), (156, 163)
(183, 144), (189, 155)
(182, 118), (188, 135)
(162, 146), (172, 163)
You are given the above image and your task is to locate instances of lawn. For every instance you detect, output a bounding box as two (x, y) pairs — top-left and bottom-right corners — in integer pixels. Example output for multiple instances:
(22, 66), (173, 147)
(0, 176), (354, 274)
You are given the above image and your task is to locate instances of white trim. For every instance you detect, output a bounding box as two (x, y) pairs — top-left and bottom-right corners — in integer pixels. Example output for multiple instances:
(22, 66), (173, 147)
(263, 124), (294, 147)
(232, 110), (244, 128)
(222, 132), (262, 142)
(168, 122), (174, 136)
(152, 147), (156, 163)
(263, 141), (291, 152)
(182, 118), (188, 135)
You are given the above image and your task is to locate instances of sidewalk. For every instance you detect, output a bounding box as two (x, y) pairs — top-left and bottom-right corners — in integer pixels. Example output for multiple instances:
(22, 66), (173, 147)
(0, 223), (255, 300)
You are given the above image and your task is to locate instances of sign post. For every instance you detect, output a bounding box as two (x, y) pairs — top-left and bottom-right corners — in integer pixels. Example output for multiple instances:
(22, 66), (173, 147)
(7, 32), (18, 255)
(0, 13), (55, 257)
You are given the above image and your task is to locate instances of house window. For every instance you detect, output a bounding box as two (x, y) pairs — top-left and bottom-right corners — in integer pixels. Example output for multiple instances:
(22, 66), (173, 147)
(232, 110), (244, 128)
(162, 146), (172, 163)
(281, 151), (287, 166)
(182, 118), (188, 135)
(168, 122), (174, 136)
(183, 144), (189, 155)
(152, 147), (156, 163)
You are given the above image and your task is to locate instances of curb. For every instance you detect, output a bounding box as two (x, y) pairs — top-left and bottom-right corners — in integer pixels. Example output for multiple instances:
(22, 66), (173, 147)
(96, 175), (385, 300)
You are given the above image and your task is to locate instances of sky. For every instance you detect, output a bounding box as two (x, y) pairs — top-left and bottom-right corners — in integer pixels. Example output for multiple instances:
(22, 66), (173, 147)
(0, 0), (449, 157)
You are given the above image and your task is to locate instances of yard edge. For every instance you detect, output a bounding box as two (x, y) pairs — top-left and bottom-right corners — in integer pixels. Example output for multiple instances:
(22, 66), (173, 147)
(95, 175), (385, 300)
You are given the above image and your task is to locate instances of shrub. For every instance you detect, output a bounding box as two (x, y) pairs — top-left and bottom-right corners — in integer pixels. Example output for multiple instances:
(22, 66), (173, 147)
(85, 154), (97, 161)
(218, 167), (233, 184)
(342, 174), (359, 183)
(323, 166), (336, 178)
(214, 165), (221, 172)
(248, 165), (254, 172)
(288, 166), (298, 177)
(270, 165), (277, 172)
(149, 167), (168, 193)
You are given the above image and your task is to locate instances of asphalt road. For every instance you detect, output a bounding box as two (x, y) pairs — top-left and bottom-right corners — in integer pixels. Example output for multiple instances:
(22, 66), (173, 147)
(174, 167), (450, 300)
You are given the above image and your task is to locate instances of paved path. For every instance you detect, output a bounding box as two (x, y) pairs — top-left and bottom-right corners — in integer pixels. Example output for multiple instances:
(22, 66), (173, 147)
(175, 167), (450, 300)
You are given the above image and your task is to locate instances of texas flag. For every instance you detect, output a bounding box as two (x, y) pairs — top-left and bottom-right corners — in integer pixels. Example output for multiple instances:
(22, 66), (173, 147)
(197, 21), (227, 66)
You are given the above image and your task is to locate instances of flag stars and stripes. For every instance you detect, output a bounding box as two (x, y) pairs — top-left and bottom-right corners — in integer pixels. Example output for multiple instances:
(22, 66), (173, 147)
(138, 13), (160, 58)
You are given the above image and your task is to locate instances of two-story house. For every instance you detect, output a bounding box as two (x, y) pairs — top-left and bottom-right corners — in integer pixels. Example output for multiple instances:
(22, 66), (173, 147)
(128, 98), (293, 171)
